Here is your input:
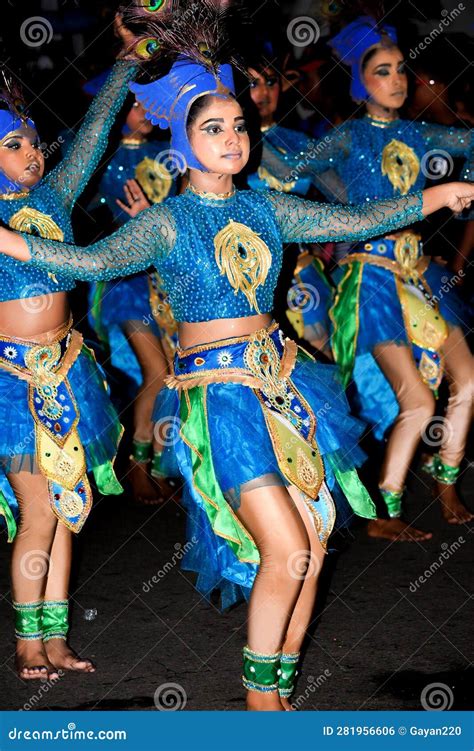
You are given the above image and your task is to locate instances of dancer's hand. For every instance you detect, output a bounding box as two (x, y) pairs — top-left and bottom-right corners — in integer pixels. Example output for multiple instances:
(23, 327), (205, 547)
(116, 179), (150, 217)
(423, 182), (474, 216)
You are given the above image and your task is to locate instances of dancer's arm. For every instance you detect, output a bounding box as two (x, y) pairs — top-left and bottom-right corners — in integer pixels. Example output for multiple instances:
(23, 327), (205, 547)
(0, 204), (175, 281)
(267, 183), (474, 244)
(46, 61), (138, 211)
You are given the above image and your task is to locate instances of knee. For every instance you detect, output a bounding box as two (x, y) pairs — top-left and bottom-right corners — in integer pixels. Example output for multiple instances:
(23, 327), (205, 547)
(448, 375), (474, 407)
(402, 389), (435, 424)
(261, 528), (312, 582)
(17, 500), (57, 540)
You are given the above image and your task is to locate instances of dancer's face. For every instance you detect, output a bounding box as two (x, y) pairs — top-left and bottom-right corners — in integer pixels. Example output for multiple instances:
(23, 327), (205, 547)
(126, 101), (153, 137)
(248, 66), (280, 121)
(188, 97), (250, 174)
(0, 125), (45, 189)
(362, 47), (407, 110)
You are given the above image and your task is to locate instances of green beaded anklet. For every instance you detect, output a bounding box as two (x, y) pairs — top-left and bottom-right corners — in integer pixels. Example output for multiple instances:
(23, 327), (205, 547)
(131, 440), (152, 464)
(380, 488), (403, 518)
(432, 455), (460, 485)
(279, 651), (300, 698)
(42, 600), (69, 642)
(151, 451), (166, 480)
(13, 600), (43, 641)
(242, 646), (281, 693)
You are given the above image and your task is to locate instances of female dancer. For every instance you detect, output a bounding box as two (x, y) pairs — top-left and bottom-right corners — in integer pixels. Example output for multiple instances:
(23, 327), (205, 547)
(246, 58), (335, 357)
(88, 90), (178, 504)
(0, 44), (136, 679)
(291, 17), (473, 540)
(0, 8), (471, 709)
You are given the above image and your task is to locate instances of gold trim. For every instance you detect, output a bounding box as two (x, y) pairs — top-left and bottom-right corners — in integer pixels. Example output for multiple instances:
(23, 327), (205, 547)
(188, 183), (236, 200)
(0, 190), (29, 200)
(339, 252), (430, 278)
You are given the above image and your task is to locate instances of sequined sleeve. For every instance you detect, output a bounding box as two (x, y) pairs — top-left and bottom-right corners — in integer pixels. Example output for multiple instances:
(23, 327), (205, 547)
(303, 127), (351, 201)
(45, 61), (138, 210)
(23, 204), (176, 281)
(266, 191), (424, 243)
(420, 123), (473, 181)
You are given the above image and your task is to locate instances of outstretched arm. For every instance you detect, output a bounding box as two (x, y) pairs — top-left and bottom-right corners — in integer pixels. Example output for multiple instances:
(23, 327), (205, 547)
(0, 204), (175, 282)
(46, 61), (138, 211)
(267, 183), (474, 244)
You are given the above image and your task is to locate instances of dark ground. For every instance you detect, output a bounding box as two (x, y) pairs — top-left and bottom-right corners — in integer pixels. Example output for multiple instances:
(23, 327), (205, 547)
(0, 456), (472, 712)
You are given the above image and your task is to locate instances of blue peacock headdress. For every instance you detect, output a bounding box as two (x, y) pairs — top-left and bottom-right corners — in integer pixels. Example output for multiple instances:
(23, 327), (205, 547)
(329, 16), (398, 102)
(122, 0), (240, 172)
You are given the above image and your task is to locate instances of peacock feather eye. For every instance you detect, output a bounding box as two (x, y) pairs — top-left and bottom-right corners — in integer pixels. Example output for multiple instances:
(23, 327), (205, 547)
(198, 42), (213, 61)
(140, 0), (167, 12)
(135, 37), (160, 59)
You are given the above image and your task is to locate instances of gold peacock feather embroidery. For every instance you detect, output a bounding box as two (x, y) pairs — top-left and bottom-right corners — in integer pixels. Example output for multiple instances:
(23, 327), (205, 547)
(381, 139), (420, 195)
(9, 207), (64, 241)
(135, 156), (174, 204)
(214, 220), (272, 313)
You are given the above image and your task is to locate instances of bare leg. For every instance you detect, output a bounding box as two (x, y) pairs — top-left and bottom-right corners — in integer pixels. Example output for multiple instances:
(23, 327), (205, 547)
(279, 487), (325, 709)
(437, 326), (474, 524)
(235, 484), (313, 711)
(9, 471), (59, 680)
(43, 523), (95, 672)
(125, 325), (170, 504)
(369, 343), (435, 542)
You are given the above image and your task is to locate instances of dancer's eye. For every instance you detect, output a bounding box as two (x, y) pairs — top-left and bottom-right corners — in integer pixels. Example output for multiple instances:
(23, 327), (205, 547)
(3, 140), (21, 150)
(265, 77), (278, 88)
(235, 123), (247, 133)
(202, 125), (223, 135)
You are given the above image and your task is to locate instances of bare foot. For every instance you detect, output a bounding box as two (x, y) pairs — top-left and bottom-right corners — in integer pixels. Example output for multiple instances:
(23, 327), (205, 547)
(129, 460), (164, 506)
(44, 639), (95, 673)
(16, 639), (59, 681)
(367, 518), (432, 542)
(437, 483), (474, 525)
(246, 690), (285, 711)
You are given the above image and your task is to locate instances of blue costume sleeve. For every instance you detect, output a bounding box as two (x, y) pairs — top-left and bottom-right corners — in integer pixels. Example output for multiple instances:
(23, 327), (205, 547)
(419, 122), (473, 181)
(23, 204), (176, 281)
(45, 61), (138, 211)
(266, 190), (424, 244)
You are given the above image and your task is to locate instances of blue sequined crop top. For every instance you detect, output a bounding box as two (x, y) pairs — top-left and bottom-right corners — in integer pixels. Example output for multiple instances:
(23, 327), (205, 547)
(23, 187), (424, 323)
(247, 124), (314, 197)
(0, 61), (136, 302)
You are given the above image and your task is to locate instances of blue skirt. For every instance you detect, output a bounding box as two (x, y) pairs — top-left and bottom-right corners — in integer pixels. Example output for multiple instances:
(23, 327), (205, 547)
(153, 355), (369, 607)
(88, 274), (161, 392)
(0, 346), (123, 529)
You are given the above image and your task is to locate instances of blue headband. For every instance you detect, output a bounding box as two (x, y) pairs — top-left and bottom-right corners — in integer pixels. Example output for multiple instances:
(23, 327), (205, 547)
(329, 16), (398, 102)
(130, 56), (235, 172)
(0, 110), (38, 195)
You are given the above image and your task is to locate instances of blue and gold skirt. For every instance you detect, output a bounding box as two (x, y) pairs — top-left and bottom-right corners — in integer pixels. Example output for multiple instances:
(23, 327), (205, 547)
(0, 320), (123, 541)
(153, 322), (375, 607)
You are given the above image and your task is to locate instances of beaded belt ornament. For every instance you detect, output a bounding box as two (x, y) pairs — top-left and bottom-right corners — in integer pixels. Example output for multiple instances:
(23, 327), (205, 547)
(0, 322), (92, 532)
(168, 324), (325, 500)
(345, 233), (448, 390)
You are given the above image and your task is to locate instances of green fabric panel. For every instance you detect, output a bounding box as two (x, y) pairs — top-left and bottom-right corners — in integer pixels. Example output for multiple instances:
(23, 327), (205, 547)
(0, 490), (17, 542)
(330, 261), (363, 387)
(334, 467), (377, 519)
(180, 387), (260, 565)
(92, 461), (123, 495)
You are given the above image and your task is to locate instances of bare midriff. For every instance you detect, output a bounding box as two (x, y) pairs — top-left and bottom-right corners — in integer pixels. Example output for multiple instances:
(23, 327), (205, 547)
(178, 312), (272, 350)
(0, 293), (70, 340)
